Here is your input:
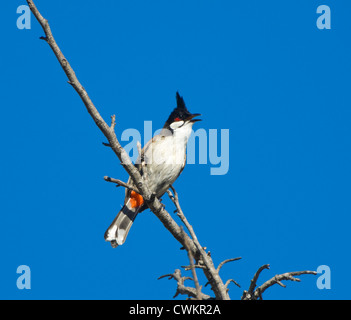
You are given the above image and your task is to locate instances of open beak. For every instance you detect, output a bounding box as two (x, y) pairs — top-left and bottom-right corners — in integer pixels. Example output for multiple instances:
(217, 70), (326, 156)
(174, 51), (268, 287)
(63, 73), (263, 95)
(186, 113), (202, 123)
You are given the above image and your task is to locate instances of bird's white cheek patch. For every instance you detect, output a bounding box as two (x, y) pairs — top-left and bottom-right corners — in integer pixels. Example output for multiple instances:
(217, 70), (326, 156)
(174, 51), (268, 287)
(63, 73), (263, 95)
(170, 120), (184, 130)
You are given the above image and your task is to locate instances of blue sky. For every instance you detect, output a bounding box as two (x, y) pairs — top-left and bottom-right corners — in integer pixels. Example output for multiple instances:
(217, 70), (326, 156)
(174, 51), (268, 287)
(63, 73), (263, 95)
(0, 0), (350, 299)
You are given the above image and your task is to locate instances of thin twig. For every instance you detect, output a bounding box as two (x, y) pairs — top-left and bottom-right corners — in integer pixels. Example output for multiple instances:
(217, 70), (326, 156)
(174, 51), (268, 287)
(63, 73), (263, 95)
(181, 264), (206, 271)
(248, 264), (270, 295)
(182, 228), (202, 300)
(158, 269), (212, 300)
(103, 176), (140, 193)
(255, 270), (317, 298)
(224, 279), (241, 289)
(217, 257), (242, 273)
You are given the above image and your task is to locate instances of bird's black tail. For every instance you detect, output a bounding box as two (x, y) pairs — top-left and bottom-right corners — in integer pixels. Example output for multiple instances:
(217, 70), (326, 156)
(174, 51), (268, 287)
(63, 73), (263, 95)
(104, 197), (142, 248)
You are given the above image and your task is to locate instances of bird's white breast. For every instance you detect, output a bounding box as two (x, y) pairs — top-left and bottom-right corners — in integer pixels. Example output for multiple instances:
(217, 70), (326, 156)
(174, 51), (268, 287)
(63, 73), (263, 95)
(138, 122), (194, 197)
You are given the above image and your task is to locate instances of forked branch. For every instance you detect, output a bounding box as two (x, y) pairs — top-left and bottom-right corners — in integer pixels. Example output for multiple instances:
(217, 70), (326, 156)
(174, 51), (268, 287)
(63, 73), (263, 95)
(242, 264), (317, 300)
(158, 269), (212, 300)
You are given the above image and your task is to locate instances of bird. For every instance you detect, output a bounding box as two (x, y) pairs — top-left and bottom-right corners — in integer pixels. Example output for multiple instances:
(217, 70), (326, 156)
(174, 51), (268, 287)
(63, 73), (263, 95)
(104, 92), (201, 247)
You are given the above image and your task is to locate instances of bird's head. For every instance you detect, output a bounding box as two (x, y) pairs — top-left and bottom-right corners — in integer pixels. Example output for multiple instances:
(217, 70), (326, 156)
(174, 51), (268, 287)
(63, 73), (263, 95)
(163, 92), (201, 133)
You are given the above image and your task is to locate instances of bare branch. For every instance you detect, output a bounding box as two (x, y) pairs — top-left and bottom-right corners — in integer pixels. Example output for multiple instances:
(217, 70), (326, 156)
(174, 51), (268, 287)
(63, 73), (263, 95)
(110, 115), (116, 131)
(158, 269), (212, 300)
(217, 257), (242, 273)
(167, 185), (230, 300)
(224, 279), (241, 289)
(255, 270), (317, 298)
(182, 228), (202, 300)
(157, 273), (174, 281)
(181, 264), (206, 271)
(103, 176), (140, 193)
(242, 265), (317, 300)
(26, 0), (112, 139)
(249, 264), (270, 295)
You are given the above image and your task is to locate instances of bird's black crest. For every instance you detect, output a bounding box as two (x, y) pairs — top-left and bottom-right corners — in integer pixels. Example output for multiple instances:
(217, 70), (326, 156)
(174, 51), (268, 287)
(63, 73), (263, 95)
(163, 92), (192, 128)
(176, 92), (187, 110)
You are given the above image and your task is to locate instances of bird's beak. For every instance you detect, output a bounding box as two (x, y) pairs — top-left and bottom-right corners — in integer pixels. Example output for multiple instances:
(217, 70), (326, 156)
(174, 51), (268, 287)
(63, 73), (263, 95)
(186, 113), (202, 123)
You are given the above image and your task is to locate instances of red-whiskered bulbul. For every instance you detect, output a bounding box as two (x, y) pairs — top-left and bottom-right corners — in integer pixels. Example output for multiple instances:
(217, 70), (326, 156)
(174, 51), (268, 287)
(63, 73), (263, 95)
(104, 92), (201, 247)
